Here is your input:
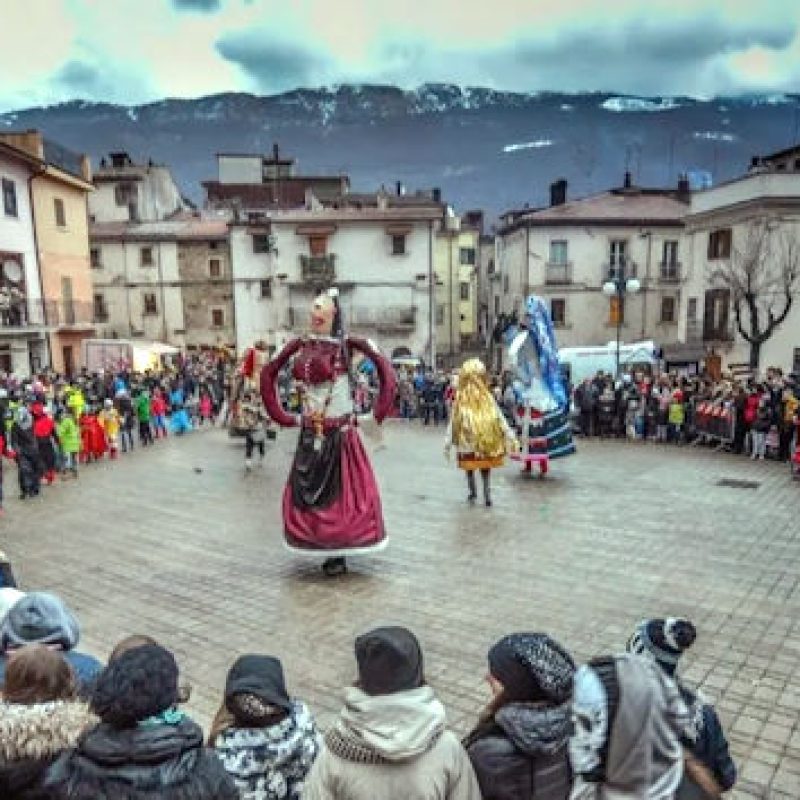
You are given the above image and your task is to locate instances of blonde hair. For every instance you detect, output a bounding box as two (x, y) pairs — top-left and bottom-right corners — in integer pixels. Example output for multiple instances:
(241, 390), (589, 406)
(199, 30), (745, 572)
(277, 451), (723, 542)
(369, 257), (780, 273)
(451, 359), (505, 458)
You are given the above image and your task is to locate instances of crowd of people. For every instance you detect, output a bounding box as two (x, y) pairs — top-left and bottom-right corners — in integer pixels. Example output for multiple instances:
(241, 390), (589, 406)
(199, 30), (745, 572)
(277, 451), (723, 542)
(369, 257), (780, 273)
(0, 353), (231, 511)
(0, 577), (736, 800)
(569, 367), (799, 460)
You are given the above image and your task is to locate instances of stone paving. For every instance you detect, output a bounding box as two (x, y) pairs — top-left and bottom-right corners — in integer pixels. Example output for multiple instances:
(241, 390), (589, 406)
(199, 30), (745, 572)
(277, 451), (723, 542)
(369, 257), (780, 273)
(2, 423), (800, 799)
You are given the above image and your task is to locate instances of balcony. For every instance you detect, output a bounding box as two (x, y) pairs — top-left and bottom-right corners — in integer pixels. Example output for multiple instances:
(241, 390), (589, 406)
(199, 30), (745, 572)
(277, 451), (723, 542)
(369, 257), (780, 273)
(703, 325), (734, 343)
(351, 306), (417, 333)
(601, 261), (637, 283)
(300, 255), (336, 286)
(658, 262), (682, 283)
(45, 301), (95, 330)
(545, 262), (573, 285)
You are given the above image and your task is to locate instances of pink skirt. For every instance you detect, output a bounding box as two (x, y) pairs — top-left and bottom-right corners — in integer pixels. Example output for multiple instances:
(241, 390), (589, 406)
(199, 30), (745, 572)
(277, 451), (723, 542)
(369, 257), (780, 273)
(283, 427), (386, 551)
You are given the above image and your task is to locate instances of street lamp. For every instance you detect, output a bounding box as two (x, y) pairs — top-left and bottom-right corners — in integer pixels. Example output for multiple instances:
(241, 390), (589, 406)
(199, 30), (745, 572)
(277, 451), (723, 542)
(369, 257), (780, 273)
(602, 268), (641, 378)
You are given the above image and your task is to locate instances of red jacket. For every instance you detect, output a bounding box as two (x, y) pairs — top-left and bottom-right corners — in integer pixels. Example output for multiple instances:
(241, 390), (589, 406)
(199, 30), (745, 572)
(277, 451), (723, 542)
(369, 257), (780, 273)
(744, 393), (760, 425)
(151, 395), (167, 416)
(33, 414), (55, 439)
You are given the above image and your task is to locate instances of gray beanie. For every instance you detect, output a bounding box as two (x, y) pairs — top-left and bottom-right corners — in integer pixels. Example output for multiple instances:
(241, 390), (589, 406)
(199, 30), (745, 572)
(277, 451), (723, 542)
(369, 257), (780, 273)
(0, 591), (80, 652)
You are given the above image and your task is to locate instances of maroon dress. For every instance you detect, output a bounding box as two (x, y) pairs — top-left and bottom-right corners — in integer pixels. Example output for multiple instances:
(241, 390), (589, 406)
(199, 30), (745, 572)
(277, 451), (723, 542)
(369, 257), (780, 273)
(261, 336), (397, 553)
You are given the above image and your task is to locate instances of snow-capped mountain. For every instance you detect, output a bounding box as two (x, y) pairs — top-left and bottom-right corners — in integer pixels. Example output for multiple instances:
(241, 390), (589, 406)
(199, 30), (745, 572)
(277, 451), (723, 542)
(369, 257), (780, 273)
(2, 84), (798, 218)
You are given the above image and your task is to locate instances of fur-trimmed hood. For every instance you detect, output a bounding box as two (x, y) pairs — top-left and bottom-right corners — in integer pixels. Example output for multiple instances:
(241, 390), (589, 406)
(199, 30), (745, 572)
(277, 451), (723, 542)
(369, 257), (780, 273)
(0, 701), (96, 763)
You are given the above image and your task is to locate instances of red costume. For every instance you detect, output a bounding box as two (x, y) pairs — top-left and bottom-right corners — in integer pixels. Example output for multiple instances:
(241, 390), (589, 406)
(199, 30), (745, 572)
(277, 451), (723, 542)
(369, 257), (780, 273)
(32, 404), (57, 484)
(261, 336), (396, 554)
(80, 414), (107, 462)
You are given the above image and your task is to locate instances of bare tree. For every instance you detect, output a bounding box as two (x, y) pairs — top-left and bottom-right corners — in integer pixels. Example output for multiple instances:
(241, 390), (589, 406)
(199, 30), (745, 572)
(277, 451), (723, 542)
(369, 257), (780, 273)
(711, 220), (800, 370)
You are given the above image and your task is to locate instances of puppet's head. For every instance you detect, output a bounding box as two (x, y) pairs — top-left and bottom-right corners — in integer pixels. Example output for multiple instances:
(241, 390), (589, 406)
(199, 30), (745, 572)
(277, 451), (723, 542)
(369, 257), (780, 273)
(311, 287), (342, 337)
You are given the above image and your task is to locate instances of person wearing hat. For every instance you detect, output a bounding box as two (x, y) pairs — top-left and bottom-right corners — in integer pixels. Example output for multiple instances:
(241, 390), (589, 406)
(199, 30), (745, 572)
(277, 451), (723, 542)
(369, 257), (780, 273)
(303, 626), (481, 800)
(45, 643), (238, 800)
(464, 632), (576, 799)
(10, 406), (44, 499)
(209, 654), (321, 799)
(0, 592), (103, 693)
(627, 618), (737, 796)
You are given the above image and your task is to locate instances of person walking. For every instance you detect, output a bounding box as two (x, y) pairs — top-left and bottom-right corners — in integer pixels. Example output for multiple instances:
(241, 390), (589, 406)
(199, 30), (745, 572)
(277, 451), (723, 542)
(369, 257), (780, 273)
(134, 387), (154, 446)
(751, 394), (771, 460)
(32, 402), (58, 485)
(115, 390), (136, 454)
(151, 389), (168, 439)
(240, 390), (269, 471)
(55, 408), (80, 479)
(10, 407), (43, 499)
(465, 632), (576, 800)
(98, 399), (121, 459)
(303, 626), (481, 800)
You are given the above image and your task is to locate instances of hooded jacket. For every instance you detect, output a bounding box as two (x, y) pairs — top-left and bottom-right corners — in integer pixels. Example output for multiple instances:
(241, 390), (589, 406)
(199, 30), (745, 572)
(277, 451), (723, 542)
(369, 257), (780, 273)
(302, 686), (481, 800)
(466, 702), (573, 800)
(0, 701), (96, 800)
(213, 701), (320, 800)
(45, 717), (239, 800)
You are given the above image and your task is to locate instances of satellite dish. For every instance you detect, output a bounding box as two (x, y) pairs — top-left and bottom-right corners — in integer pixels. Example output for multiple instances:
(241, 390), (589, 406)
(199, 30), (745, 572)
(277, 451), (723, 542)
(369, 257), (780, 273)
(2, 260), (22, 283)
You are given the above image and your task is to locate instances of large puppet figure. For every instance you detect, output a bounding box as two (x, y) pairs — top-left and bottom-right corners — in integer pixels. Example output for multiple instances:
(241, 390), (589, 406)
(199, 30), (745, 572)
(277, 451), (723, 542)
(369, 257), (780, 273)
(445, 358), (517, 507)
(260, 288), (397, 576)
(504, 295), (575, 476)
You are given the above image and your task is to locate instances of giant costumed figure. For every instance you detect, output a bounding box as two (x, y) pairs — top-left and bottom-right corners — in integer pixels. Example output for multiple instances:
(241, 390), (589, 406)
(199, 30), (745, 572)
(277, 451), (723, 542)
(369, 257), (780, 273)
(445, 358), (518, 507)
(260, 288), (397, 576)
(504, 295), (575, 475)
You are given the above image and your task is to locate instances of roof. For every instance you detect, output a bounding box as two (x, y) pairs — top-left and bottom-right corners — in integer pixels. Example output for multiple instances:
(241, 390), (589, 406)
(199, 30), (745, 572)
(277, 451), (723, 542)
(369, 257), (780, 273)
(500, 189), (688, 231)
(334, 192), (443, 210)
(203, 177), (348, 208)
(762, 142), (800, 162)
(233, 207), (444, 225)
(90, 217), (229, 242)
(0, 140), (44, 171)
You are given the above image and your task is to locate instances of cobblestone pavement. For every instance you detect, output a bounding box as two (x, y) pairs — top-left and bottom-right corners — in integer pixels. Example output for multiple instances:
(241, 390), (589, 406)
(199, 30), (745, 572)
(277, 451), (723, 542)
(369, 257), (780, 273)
(2, 423), (799, 798)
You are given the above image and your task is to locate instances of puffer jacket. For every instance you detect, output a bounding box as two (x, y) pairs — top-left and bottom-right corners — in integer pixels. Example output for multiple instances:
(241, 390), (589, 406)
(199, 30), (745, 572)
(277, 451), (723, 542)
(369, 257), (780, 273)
(0, 701), (95, 800)
(213, 701), (321, 800)
(44, 717), (238, 800)
(302, 685), (481, 800)
(466, 702), (572, 800)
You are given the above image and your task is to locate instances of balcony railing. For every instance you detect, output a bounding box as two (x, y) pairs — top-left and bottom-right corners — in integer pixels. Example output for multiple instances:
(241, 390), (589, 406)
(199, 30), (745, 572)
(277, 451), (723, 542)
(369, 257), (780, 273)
(0, 298), (48, 329)
(602, 261), (637, 283)
(45, 301), (95, 328)
(658, 262), (682, 283)
(545, 262), (572, 285)
(703, 324), (734, 343)
(351, 306), (417, 331)
(300, 255), (336, 285)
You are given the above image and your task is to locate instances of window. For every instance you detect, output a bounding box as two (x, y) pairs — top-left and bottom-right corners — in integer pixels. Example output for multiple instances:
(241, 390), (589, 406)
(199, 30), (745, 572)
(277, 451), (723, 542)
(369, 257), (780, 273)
(703, 288), (731, 339)
(93, 293), (107, 320)
(209, 258), (221, 278)
(494, 295), (500, 316)
(209, 241), (219, 250)
(143, 293), (158, 315)
(503, 275), (509, 294)
(391, 235), (406, 255)
(488, 258), (495, 274)
(549, 240), (568, 265)
(662, 240), (678, 266)
(90, 247), (101, 268)
(550, 298), (566, 326)
(609, 239), (627, 277)
(114, 183), (136, 206)
(2, 178), (17, 217)
(141, 246), (153, 266)
(660, 296), (676, 323)
(687, 297), (698, 321)
(309, 235), (327, 257)
(707, 228), (732, 259)
(459, 247), (476, 265)
(460, 282), (470, 301)
(211, 309), (225, 328)
(794, 159), (800, 171)
(260, 278), (272, 299)
(609, 295), (625, 325)
(252, 234), (272, 253)
(436, 304), (445, 325)
(54, 198), (66, 227)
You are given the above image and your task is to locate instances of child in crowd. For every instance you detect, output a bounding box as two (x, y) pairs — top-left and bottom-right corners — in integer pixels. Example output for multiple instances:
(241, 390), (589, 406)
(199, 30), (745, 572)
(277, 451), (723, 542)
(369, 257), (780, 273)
(668, 387), (685, 443)
(80, 406), (106, 463)
(199, 391), (214, 425)
(55, 408), (80, 479)
(99, 398), (122, 459)
(32, 401), (58, 485)
(151, 389), (168, 439)
(10, 407), (43, 499)
(751, 395), (771, 460)
(116, 390), (136, 453)
(135, 388), (154, 445)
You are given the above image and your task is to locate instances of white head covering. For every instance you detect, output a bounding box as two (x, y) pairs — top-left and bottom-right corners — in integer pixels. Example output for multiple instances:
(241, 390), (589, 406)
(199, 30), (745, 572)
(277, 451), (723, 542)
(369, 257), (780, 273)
(0, 588), (25, 624)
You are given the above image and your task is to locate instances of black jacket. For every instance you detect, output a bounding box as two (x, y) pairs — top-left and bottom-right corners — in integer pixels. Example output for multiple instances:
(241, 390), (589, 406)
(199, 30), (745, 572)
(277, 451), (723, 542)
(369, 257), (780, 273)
(44, 718), (238, 800)
(465, 702), (572, 800)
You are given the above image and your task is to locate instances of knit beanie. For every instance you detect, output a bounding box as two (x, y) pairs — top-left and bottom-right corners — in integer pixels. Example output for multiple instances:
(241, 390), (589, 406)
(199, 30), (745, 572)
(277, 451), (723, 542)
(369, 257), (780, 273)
(627, 618), (696, 675)
(488, 632), (575, 704)
(0, 591), (80, 652)
(225, 654), (292, 724)
(92, 644), (179, 728)
(355, 626), (423, 696)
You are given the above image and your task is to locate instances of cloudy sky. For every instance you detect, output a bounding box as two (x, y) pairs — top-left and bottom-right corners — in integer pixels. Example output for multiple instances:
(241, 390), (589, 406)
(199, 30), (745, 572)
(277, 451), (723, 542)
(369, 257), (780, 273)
(2, 0), (800, 112)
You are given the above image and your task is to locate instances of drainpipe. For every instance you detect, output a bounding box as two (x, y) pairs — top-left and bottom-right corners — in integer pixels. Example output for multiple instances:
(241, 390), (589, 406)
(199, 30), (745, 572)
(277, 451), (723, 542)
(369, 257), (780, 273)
(642, 231), (652, 339)
(157, 241), (167, 343)
(27, 167), (51, 373)
(449, 233), (454, 364)
(428, 219), (435, 369)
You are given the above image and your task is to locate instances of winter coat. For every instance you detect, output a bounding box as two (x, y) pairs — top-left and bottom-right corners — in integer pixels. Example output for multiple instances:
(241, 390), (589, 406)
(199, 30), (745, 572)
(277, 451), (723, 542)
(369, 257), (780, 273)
(466, 702), (573, 800)
(134, 395), (151, 422)
(55, 418), (80, 455)
(151, 395), (167, 417)
(753, 405), (771, 434)
(213, 701), (321, 800)
(114, 396), (135, 431)
(0, 701), (96, 800)
(45, 717), (239, 800)
(743, 394), (760, 426)
(302, 686), (481, 800)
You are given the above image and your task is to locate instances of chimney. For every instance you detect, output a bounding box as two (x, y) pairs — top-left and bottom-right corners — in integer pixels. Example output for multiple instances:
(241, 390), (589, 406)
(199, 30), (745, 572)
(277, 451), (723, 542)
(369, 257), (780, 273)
(396, 181), (405, 196)
(623, 171), (632, 189)
(549, 179), (567, 207)
(80, 154), (92, 183)
(677, 173), (690, 199)
(432, 187), (442, 203)
(273, 143), (280, 161)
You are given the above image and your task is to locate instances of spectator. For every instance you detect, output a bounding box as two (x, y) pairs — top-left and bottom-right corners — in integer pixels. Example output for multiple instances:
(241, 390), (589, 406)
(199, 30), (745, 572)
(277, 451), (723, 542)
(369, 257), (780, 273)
(751, 394), (771, 460)
(55, 409), (80, 479)
(46, 643), (238, 800)
(569, 653), (690, 799)
(114, 391), (135, 454)
(303, 626), (481, 800)
(0, 645), (96, 800)
(134, 388), (153, 446)
(210, 654), (321, 799)
(464, 632), (575, 800)
(627, 618), (736, 795)
(0, 592), (103, 693)
(10, 407), (43, 499)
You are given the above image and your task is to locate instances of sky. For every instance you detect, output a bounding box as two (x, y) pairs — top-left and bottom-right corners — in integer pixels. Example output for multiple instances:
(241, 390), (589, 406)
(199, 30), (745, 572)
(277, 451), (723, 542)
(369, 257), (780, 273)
(2, 0), (800, 112)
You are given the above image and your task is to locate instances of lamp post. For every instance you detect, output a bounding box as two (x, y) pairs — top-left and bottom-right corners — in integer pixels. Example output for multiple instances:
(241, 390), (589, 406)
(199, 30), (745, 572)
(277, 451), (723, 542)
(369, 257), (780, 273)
(602, 265), (640, 378)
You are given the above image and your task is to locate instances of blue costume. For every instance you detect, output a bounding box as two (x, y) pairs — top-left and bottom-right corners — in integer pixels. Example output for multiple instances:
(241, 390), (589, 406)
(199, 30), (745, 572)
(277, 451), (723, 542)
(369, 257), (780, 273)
(504, 295), (575, 470)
